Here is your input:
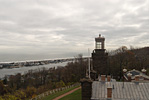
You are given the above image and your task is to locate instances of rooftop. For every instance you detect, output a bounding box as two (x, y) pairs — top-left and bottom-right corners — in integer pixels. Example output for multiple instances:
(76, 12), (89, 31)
(124, 69), (149, 81)
(91, 81), (149, 100)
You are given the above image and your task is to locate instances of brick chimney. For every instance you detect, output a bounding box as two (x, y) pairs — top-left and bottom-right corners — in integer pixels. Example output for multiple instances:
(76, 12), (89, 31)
(107, 75), (111, 82)
(80, 78), (93, 100)
(127, 73), (132, 82)
(135, 75), (140, 81)
(107, 87), (112, 99)
(101, 75), (106, 81)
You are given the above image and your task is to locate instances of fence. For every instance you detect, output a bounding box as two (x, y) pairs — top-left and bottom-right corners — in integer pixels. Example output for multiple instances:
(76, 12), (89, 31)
(29, 83), (80, 100)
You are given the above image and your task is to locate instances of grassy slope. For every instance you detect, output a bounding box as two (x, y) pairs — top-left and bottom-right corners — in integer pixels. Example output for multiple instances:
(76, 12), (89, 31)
(59, 88), (81, 100)
(43, 86), (80, 100)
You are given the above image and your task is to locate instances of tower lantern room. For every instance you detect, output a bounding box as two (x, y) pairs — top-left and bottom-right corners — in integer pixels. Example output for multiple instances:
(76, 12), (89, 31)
(95, 34), (105, 49)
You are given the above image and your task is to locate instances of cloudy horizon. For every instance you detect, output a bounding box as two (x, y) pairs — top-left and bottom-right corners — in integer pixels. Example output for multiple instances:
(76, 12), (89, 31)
(0, 0), (149, 62)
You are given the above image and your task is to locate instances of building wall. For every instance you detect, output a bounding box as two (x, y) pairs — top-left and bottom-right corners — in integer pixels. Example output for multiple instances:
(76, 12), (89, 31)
(92, 49), (108, 75)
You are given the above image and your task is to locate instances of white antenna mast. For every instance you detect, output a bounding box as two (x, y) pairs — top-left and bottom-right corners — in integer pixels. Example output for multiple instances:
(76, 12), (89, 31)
(88, 48), (90, 79)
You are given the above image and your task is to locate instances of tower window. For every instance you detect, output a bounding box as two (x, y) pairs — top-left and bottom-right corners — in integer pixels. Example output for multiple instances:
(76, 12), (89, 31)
(96, 42), (102, 49)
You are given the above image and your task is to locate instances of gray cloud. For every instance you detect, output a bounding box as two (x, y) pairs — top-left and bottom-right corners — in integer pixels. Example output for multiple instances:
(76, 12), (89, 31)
(0, 0), (148, 61)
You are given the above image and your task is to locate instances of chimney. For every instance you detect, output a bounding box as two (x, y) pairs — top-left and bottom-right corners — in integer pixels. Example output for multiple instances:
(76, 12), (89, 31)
(80, 78), (93, 100)
(127, 73), (132, 82)
(101, 75), (106, 81)
(107, 75), (111, 82)
(135, 75), (140, 81)
(107, 87), (112, 99)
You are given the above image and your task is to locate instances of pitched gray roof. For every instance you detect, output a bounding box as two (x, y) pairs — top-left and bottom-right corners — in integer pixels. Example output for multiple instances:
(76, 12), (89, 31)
(91, 81), (149, 100)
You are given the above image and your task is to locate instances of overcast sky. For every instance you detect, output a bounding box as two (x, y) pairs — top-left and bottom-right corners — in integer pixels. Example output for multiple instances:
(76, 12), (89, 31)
(0, 0), (149, 61)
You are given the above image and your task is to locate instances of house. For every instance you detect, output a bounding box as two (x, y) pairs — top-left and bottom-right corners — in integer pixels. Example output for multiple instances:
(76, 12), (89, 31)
(81, 75), (149, 100)
(124, 69), (149, 82)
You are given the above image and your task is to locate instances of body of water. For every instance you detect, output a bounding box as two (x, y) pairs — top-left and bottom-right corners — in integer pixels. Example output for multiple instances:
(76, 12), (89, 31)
(0, 61), (69, 78)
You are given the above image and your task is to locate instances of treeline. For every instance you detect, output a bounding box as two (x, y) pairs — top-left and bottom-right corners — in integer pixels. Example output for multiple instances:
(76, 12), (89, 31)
(108, 46), (149, 80)
(0, 54), (87, 100)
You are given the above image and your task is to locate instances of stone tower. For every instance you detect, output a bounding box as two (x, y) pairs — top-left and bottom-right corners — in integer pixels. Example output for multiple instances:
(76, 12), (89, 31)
(92, 34), (108, 75)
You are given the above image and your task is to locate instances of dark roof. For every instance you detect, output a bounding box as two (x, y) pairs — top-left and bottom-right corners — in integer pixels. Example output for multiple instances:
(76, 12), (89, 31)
(92, 81), (149, 100)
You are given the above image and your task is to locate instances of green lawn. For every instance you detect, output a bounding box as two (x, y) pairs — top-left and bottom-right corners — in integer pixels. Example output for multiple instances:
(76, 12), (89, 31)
(43, 86), (80, 100)
(59, 88), (81, 100)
